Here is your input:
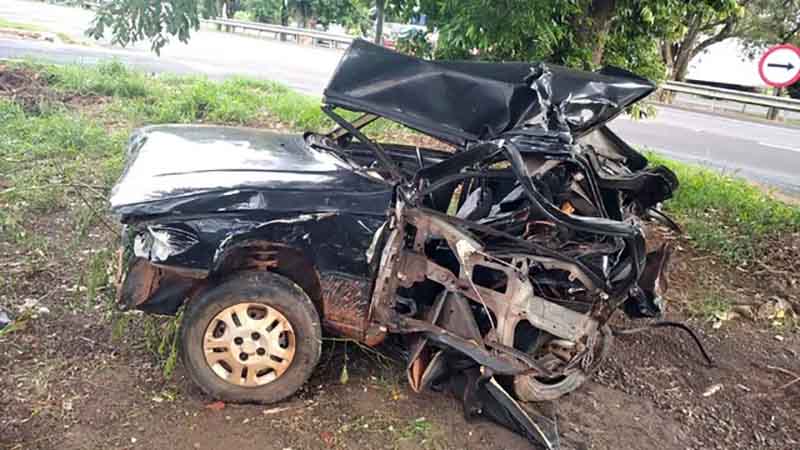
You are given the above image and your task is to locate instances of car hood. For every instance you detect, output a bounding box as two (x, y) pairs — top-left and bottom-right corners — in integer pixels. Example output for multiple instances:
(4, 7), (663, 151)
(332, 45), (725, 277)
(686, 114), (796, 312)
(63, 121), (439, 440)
(110, 125), (392, 220)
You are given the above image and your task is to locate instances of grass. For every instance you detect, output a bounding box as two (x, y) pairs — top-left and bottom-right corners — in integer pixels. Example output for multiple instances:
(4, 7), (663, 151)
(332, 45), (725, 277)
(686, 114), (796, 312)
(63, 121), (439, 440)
(0, 18), (45, 32)
(647, 153), (800, 263)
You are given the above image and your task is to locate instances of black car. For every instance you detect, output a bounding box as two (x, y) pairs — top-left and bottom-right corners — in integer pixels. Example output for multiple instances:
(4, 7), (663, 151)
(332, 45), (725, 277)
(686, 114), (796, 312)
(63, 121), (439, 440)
(111, 39), (681, 448)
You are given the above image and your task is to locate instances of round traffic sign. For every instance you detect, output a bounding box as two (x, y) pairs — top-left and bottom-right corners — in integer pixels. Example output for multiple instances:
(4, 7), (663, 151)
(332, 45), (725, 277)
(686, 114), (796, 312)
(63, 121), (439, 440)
(758, 44), (800, 88)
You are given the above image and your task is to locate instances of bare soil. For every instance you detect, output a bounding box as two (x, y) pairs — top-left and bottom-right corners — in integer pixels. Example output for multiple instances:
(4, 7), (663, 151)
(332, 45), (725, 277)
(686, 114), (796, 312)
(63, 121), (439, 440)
(2, 212), (799, 450)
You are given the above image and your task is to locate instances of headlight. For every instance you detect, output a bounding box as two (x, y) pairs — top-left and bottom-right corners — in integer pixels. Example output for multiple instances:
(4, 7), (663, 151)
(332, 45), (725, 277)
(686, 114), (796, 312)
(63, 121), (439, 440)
(133, 225), (199, 262)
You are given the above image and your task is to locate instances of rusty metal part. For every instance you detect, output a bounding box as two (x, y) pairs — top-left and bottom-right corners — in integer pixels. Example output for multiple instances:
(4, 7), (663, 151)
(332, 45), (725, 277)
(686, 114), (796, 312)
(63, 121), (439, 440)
(513, 325), (612, 402)
(215, 240), (323, 308)
(117, 257), (161, 308)
(117, 257), (208, 313)
(319, 273), (385, 345)
(372, 205), (606, 403)
(395, 317), (552, 377)
(203, 302), (296, 387)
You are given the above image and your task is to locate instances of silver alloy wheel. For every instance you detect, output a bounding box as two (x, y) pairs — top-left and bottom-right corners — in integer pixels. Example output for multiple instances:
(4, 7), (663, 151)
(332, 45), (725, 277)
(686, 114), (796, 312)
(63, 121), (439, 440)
(203, 303), (296, 387)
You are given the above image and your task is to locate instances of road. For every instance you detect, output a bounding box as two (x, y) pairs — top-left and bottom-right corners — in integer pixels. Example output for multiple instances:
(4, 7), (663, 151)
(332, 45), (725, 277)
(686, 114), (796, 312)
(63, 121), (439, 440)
(2, 0), (799, 192)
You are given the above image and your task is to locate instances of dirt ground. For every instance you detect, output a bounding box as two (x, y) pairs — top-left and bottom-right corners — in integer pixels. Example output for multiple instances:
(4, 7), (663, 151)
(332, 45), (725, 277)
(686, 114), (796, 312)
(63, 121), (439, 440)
(2, 213), (799, 450)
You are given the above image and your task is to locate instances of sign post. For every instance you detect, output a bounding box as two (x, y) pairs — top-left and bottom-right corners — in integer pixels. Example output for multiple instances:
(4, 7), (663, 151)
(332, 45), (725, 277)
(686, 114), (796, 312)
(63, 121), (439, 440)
(757, 44), (800, 120)
(758, 44), (800, 88)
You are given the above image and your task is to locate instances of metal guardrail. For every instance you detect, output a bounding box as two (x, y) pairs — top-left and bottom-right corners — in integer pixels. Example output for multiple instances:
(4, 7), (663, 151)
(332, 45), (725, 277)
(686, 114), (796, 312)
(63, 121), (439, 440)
(661, 80), (800, 113)
(202, 18), (354, 49)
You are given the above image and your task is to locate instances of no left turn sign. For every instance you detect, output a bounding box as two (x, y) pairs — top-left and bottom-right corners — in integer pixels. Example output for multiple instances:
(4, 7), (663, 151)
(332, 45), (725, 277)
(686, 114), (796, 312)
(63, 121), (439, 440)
(758, 44), (800, 88)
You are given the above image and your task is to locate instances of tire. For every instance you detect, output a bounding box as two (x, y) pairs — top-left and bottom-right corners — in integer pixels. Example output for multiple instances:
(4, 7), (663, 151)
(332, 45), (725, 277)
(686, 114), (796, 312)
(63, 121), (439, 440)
(514, 325), (612, 402)
(180, 271), (322, 404)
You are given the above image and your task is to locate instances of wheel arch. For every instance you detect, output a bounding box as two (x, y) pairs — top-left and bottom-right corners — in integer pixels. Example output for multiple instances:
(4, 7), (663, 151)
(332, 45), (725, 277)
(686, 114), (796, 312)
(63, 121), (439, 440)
(211, 239), (323, 311)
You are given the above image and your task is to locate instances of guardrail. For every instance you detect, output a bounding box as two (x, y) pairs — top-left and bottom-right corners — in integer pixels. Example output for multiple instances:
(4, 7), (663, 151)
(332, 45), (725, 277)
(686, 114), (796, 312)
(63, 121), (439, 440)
(661, 80), (800, 114)
(201, 18), (354, 49)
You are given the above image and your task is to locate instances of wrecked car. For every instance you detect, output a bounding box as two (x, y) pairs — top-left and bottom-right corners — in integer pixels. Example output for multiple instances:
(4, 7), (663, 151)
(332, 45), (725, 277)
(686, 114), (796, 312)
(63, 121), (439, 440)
(111, 39), (683, 448)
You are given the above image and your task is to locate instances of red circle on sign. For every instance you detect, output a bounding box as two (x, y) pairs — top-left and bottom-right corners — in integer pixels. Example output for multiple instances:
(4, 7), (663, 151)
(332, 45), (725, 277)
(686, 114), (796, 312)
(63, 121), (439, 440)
(758, 44), (800, 88)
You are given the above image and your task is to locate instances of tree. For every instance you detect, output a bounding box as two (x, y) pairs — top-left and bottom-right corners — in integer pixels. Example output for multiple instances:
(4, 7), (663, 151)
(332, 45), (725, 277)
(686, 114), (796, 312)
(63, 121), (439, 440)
(87, 0), (218, 54)
(660, 0), (800, 82)
(739, 0), (800, 55)
(89, 0), (371, 52)
(789, 81), (800, 100)
(413, 0), (692, 81)
(659, 0), (744, 81)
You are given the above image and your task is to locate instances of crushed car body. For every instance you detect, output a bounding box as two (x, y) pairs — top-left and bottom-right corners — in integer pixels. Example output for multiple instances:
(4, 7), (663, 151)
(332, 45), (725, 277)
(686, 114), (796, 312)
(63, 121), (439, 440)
(111, 39), (681, 449)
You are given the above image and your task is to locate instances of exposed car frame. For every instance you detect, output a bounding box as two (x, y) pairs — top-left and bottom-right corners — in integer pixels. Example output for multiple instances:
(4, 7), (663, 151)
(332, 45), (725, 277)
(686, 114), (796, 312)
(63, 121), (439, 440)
(111, 40), (688, 449)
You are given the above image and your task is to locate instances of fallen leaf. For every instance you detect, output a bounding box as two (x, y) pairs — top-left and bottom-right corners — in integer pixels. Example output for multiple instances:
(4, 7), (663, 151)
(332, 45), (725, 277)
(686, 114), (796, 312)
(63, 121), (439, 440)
(320, 431), (335, 448)
(205, 401), (225, 411)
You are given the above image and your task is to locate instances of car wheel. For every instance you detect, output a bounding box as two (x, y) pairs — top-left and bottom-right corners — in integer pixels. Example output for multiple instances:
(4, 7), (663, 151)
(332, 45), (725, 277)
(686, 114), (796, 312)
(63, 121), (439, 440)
(180, 271), (322, 404)
(514, 325), (612, 402)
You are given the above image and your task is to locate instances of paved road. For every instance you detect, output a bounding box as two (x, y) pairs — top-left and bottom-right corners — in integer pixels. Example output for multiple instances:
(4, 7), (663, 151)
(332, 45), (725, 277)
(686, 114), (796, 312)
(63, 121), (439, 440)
(609, 109), (800, 192)
(2, 0), (799, 192)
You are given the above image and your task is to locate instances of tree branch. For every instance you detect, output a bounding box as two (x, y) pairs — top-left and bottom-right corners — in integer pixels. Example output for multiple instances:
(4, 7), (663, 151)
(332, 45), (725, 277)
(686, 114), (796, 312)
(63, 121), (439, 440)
(691, 19), (737, 57)
(779, 20), (800, 43)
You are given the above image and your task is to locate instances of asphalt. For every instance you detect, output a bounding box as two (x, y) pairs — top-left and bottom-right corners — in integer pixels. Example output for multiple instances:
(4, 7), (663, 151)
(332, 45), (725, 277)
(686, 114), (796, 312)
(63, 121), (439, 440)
(1, 0), (798, 192)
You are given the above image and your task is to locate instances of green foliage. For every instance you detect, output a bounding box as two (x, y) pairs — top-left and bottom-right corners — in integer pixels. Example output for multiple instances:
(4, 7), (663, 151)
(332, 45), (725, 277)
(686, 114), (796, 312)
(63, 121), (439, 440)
(395, 28), (433, 59)
(86, 0), (219, 54)
(85, 249), (112, 304)
(0, 96), (124, 214)
(648, 152), (800, 262)
(789, 82), (800, 100)
(417, 0), (579, 62)
(409, 0), (681, 80)
(241, 0), (371, 32)
(243, 0), (284, 23)
(739, 0), (800, 56)
(46, 60), (156, 98)
(142, 312), (182, 378)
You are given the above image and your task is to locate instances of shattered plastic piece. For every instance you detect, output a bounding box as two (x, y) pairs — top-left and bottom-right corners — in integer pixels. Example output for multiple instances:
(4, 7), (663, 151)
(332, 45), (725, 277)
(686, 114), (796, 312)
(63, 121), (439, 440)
(0, 310), (10, 330)
(702, 383), (723, 397)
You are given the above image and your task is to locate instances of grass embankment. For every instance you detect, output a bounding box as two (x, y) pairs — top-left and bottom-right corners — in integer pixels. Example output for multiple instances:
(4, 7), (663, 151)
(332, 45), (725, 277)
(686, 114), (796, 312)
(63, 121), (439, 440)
(0, 18), (45, 32)
(648, 153), (800, 263)
(1, 60), (798, 319)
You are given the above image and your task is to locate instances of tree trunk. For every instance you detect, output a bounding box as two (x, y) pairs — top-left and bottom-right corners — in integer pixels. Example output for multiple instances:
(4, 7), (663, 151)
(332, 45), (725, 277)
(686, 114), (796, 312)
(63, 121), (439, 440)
(298, 1), (309, 28)
(374, 0), (385, 45)
(224, 0), (236, 19)
(589, 0), (617, 66)
(280, 0), (288, 42)
(215, 0), (224, 30)
(574, 0), (617, 68)
(672, 49), (693, 81)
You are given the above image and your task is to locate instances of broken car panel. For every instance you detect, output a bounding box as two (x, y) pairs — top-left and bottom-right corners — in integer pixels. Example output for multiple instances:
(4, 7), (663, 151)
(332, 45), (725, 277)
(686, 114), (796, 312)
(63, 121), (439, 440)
(112, 39), (682, 449)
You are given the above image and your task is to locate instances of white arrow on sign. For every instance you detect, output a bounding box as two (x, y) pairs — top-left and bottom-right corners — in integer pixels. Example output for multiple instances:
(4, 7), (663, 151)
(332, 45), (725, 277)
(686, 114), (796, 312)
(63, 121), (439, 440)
(758, 44), (800, 88)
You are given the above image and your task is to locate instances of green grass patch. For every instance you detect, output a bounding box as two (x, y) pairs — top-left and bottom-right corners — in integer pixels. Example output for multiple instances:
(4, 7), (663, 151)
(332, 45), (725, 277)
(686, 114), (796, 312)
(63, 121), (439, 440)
(648, 153), (800, 262)
(0, 18), (45, 32)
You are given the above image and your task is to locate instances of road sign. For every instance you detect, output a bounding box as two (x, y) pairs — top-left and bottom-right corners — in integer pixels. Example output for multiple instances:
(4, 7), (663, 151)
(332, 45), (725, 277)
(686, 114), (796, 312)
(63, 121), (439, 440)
(758, 44), (800, 88)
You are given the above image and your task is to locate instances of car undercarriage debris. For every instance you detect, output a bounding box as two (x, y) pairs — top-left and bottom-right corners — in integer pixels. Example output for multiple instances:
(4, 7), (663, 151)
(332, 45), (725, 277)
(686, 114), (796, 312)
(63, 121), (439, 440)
(110, 39), (708, 449)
